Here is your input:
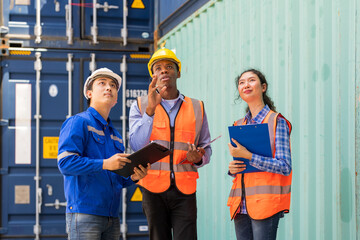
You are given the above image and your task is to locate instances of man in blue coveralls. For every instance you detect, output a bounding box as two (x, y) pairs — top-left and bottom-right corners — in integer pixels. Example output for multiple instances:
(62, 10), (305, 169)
(57, 68), (149, 240)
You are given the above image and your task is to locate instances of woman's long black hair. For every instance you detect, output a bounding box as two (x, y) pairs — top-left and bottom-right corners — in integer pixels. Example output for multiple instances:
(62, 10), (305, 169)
(235, 69), (276, 112)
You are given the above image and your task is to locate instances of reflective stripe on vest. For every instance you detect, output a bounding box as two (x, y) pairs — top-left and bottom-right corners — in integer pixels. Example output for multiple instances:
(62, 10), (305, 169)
(137, 95), (204, 194)
(227, 110), (292, 220)
(229, 185), (291, 198)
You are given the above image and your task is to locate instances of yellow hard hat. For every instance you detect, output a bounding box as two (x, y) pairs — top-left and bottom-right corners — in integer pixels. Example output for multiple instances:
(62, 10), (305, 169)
(148, 48), (181, 77)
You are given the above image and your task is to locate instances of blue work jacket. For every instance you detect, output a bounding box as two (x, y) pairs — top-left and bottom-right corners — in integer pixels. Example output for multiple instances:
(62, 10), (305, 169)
(57, 107), (134, 217)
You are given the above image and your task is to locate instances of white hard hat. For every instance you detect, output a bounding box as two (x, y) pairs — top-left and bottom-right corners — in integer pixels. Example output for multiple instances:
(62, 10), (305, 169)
(83, 68), (122, 99)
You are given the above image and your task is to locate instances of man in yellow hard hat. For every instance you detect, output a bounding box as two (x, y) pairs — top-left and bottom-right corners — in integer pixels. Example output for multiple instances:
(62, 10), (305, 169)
(129, 48), (212, 239)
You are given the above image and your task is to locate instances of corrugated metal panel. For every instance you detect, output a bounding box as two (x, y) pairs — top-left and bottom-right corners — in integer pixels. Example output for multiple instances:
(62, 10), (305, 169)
(356, 0), (360, 235)
(159, 0), (358, 239)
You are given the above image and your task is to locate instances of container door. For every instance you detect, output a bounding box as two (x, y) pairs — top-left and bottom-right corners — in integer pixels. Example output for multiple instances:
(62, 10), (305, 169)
(3, 0), (76, 45)
(2, 0), (153, 49)
(0, 50), (81, 239)
(81, 0), (153, 45)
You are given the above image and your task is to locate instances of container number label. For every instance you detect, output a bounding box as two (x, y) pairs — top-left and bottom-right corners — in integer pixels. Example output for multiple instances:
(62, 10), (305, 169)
(43, 137), (59, 159)
(126, 89), (147, 108)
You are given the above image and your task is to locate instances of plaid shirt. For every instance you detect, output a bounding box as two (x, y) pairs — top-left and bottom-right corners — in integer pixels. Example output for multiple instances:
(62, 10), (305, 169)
(238, 105), (292, 214)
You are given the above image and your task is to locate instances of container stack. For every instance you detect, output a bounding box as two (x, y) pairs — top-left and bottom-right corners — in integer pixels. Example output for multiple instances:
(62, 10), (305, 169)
(0, 0), (153, 239)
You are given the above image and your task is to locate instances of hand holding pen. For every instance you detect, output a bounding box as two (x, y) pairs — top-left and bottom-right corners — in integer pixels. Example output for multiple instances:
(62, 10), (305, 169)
(180, 135), (222, 164)
(186, 144), (205, 164)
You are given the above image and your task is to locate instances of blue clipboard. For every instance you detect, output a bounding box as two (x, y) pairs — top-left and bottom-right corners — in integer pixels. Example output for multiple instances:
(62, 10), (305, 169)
(228, 124), (272, 173)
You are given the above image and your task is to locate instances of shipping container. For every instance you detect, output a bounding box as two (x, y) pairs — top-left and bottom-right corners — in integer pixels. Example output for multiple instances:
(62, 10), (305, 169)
(157, 0), (359, 239)
(1, 0), (154, 51)
(0, 48), (151, 239)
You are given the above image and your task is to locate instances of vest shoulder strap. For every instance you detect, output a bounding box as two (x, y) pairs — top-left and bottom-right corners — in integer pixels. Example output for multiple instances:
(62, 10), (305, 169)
(277, 113), (292, 135)
(234, 118), (244, 126)
(189, 98), (204, 118)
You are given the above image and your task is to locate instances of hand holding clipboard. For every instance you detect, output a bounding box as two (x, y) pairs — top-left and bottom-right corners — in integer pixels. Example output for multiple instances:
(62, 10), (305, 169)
(228, 124), (272, 173)
(111, 142), (171, 177)
(179, 135), (222, 164)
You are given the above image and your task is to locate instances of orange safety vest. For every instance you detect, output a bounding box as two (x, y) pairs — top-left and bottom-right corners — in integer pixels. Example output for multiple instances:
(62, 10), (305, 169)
(136, 95), (204, 195)
(227, 110), (292, 220)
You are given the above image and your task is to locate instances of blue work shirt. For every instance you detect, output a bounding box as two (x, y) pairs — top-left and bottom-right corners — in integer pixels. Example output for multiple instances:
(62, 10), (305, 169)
(57, 107), (134, 217)
(129, 93), (212, 167)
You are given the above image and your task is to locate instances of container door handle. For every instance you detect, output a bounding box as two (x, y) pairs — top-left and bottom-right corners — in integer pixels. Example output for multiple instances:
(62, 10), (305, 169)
(45, 199), (67, 210)
(91, 0), (98, 44)
(65, 0), (73, 45)
(121, 0), (128, 46)
(34, 0), (42, 43)
(120, 55), (128, 240)
(33, 52), (42, 240)
(66, 53), (74, 118)
(37, 188), (43, 214)
(96, 2), (119, 12)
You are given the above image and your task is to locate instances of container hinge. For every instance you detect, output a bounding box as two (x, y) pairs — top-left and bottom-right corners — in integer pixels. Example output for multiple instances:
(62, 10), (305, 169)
(0, 119), (9, 126)
(0, 168), (9, 175)
(0, 26), (9, 34)
(65, 1), (74, 45)
(0, 227), (8, 234)
(0, 37), (9, 56)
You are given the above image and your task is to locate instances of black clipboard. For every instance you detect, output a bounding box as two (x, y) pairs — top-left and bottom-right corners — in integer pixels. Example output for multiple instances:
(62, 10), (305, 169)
(111, 142), (172, 177)
(228, 124), (272, 173)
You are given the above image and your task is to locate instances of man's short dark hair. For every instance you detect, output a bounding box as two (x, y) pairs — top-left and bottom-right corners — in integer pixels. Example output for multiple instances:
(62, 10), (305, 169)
(86, 76), (118, 107)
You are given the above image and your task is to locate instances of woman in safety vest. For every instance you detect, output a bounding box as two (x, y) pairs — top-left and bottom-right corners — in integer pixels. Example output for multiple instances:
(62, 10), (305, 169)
(227, 69), (292, 240)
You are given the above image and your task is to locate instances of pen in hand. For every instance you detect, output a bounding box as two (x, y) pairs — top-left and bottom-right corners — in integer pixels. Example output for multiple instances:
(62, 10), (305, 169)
(179, 135), (222, 164)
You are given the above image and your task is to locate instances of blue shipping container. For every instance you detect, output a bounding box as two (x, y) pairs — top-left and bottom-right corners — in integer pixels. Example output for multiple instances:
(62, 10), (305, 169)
(156, 0), (209, 38)
(0, 48), (151, 239)
(1, 0), (154, 50)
